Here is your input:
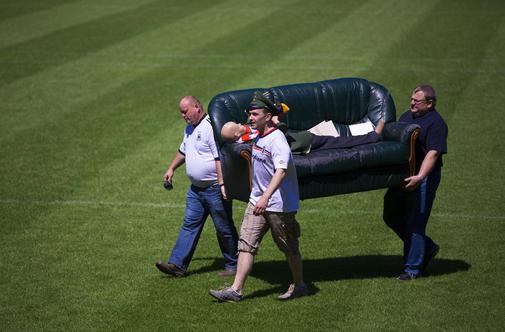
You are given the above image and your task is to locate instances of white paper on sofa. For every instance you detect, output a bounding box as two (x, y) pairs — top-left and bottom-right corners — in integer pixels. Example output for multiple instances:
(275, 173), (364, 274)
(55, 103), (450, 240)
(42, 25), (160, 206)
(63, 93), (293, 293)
(349, 122), (374, 136)
(308, 121), (339, 137)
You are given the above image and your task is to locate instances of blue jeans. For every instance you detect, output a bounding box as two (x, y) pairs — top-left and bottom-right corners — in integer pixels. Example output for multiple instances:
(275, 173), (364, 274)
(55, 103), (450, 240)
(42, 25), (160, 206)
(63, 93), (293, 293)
(168, 184), (238, 272)
(383, 170), (441, 275)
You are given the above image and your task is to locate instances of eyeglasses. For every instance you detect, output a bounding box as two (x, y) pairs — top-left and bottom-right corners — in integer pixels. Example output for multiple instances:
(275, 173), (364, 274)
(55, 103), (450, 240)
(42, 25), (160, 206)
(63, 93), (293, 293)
(410, 98), (427, 104)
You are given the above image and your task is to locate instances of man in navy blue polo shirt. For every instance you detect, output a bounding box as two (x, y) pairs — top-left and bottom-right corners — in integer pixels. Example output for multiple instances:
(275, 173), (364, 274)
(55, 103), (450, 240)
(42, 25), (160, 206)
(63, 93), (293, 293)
(383, 85), (448, 280)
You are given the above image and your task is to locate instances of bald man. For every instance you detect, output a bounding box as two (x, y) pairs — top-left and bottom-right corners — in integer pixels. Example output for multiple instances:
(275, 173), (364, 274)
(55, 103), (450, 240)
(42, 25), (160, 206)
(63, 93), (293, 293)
(156, 96), (238, 278)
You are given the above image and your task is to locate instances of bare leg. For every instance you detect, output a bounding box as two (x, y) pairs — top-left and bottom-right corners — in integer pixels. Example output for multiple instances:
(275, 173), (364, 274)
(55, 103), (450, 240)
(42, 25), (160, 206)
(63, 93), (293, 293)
(231, 251), (254, 294)
(276, 253), (308, 300)
(287, 253), (305, 285)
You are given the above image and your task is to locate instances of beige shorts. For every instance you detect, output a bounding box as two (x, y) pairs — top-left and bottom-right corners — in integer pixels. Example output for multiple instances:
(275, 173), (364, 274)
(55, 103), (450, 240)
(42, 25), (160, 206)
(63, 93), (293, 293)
(238, 203), (301, 256)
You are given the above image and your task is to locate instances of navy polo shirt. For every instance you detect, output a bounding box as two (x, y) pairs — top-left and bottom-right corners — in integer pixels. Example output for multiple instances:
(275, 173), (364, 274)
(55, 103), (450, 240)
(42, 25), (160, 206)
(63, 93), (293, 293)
(399, 109), (448, 171)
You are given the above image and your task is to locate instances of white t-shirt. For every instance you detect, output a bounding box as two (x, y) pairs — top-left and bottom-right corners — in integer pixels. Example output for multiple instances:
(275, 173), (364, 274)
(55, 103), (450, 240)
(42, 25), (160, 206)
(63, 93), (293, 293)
(249, 128), (299, 212)
(179, 115), (219, 188)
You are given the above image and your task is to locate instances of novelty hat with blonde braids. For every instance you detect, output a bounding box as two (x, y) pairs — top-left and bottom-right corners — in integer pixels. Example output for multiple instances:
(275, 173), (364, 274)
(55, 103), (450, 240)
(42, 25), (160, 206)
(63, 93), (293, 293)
(247, 91), (290, 115)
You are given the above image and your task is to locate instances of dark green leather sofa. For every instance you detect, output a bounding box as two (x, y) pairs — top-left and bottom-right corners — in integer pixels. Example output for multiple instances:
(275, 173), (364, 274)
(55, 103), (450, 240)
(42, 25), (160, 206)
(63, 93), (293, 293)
(208, 77), (419, 202)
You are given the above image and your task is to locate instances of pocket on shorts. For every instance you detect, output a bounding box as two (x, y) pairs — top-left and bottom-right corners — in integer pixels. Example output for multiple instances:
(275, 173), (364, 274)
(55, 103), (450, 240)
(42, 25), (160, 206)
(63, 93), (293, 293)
(269, 213), (300, 240)
(283, 219), (300, 238)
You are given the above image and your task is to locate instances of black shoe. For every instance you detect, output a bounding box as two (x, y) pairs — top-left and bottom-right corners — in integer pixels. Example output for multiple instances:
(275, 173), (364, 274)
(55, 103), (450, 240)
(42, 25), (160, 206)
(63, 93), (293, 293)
(155, 261), (186, 277)
(398, 271), (419, 281)
(422, 245), (440, 271)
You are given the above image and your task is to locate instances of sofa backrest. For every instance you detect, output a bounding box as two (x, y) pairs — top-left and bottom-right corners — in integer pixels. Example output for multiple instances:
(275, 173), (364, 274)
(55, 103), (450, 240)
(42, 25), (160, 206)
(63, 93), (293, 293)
(209, 77), (396, 145)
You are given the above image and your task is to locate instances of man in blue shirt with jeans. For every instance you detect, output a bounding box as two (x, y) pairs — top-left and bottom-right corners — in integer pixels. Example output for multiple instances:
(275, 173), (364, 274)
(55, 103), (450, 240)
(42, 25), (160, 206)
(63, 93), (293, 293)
(383, 85), (448, 280)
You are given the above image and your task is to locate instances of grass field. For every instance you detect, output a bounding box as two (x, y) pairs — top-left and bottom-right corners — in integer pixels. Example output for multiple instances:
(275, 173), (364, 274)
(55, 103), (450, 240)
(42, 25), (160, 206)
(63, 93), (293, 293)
(1, 0), (505, 330)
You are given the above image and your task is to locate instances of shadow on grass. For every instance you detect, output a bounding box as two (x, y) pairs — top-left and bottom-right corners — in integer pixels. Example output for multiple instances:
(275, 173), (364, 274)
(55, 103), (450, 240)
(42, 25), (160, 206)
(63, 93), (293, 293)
(190, 255), (471, 300)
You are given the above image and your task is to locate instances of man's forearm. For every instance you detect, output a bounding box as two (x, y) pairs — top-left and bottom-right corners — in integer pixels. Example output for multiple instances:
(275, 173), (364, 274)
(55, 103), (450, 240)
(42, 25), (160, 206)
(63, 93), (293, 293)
(215, 159), (224, 185)
(417, 150), (440, 178)
(262, 168), (287, 200)
(167, 151), (185, 172)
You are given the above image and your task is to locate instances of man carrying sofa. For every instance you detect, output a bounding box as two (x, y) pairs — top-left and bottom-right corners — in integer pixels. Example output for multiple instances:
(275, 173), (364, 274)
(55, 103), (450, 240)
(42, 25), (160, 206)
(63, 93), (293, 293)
(209, 91), (308, 302)
(383, 85), (448, 281)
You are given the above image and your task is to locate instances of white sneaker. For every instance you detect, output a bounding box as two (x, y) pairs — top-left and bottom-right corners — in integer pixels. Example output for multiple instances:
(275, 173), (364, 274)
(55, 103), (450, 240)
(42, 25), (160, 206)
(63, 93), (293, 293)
(277, 283), (308, 301)
(209, 286), (243, 302)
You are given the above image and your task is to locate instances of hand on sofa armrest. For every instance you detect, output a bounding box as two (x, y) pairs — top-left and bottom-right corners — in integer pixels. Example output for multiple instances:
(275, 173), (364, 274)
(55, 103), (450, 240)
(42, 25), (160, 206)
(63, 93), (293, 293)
(383, 122), (420, 144)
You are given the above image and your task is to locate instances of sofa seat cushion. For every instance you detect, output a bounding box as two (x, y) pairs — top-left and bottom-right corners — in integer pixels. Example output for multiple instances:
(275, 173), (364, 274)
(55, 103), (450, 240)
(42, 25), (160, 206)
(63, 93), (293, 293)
(293, 141), (409, 177)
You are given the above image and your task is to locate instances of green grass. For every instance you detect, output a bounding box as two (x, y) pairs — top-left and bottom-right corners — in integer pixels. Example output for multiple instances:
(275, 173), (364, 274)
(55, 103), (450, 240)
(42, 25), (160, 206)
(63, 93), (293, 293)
(1, 0), (505, 330)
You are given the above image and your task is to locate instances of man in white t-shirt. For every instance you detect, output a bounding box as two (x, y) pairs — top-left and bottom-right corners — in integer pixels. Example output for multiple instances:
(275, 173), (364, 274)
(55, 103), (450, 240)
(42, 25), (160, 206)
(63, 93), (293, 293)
(155, 96), (238, 277)
(209, 91), (308, 302)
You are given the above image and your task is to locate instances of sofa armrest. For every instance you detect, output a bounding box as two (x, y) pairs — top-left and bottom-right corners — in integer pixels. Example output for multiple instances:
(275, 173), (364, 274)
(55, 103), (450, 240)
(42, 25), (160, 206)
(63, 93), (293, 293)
(383, 122), (420, 144)
(383, 122), (420, 176)
(220, 142), (252, 202)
